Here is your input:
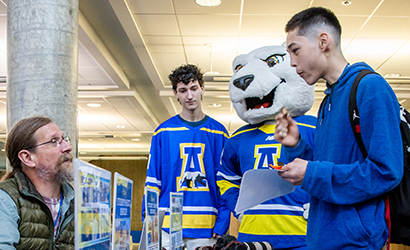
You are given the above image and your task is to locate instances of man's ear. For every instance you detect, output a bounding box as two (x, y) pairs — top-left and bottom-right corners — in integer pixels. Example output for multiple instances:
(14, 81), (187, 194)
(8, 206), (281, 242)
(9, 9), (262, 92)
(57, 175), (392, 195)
(318, 32), (331, 51)
(18, 150), (36, 168)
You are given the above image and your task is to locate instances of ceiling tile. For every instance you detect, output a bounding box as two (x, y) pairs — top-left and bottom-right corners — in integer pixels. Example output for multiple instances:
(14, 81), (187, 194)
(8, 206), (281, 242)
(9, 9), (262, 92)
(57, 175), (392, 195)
(344, 54), (390, 70)
(374, 0), (410, 16)
(144, 35), (182, 45)
(129, 0), (174, 14)
(182, 36), (238, 51)
(173, 0), (242, 14)
(243, 0), (310, 15)
(378, 55), (410, 77)
(396, 40), (410, 55)
(78, 67), (115, 83)
(148, 45), (184, 53)
(356, 16), (410, 39)
(337, 16), (369, 37)
(240, 15), (291, 37)
(177, 15), (240, 36)
(237, 37), (287, 55)
(135, 14), (180, 36)
(313, 0), (381, 16)
(343, 38), (408, 55)
(151, 53), (187, 84)
(126, 115), (155, 131)
(209, 53), (237, 75)
(106, 97), (138, 109)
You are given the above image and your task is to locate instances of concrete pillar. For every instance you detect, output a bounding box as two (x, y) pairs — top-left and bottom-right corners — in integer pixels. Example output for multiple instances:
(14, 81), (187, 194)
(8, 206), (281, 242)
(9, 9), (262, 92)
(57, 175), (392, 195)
(7, 0), (79, 165)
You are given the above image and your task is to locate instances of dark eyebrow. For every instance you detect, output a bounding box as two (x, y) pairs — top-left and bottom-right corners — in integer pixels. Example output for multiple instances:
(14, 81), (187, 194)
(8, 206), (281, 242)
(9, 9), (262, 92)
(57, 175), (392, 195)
(287, 42), (296, 50)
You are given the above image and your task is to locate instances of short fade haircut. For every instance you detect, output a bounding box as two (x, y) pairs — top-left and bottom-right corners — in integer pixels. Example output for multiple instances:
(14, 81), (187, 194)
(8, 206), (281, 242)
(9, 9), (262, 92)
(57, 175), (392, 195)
(168, 64), (204, 91)
(285, 7), (342, 47)
(6, 116), (53, 171)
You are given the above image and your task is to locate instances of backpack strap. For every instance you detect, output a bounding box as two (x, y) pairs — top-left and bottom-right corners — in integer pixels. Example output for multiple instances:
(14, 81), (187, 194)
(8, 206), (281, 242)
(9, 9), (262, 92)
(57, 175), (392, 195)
(348, 69), (378, 158)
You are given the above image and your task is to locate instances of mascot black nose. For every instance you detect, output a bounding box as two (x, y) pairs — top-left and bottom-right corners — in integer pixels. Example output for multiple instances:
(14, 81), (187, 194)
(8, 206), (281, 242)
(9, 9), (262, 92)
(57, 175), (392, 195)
(233, 74), (254, 91)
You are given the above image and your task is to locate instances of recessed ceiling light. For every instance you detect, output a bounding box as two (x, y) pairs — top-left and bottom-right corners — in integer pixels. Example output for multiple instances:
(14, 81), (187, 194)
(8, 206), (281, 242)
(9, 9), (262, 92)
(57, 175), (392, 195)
(131, 138), (140, 141)
(87, 103), (101, 108)
(88, 139), (93, 141)
(195, 0), (221, 7)
(209, 103), (222, 108)
(80, 151), (87, 155)
(384, 73), (401, 78)
(1, 149), (4, 151)
(116, 125), (125, 129)
(341, 0), (351, 6)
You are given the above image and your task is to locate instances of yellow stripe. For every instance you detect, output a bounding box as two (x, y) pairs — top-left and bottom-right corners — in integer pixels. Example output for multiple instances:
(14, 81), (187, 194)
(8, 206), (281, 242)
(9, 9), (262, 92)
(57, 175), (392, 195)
(146, 185), (161, 195)
(230, 127), (258, 138)
(240, 214), (307, 235)
(296, 122), (316, 129)
(258, 124), (276, 134)
(153, 127), (189, 136)
(162, 214), (216, 229)
(199, 128), (229, 138)
(217, 180), (240, 196)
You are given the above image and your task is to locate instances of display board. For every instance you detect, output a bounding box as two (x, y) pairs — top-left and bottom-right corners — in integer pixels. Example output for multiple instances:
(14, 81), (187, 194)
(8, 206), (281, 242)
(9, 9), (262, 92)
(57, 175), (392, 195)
(169, 192), (183, 250)
(74, 159), (112, 250)
(140, 187), (160, 250)
(111, 172), (133, 250)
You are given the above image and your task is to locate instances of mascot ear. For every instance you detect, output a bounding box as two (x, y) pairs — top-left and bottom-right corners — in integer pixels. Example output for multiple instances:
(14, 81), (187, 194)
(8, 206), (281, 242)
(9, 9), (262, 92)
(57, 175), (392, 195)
(281, 41), (286, 47)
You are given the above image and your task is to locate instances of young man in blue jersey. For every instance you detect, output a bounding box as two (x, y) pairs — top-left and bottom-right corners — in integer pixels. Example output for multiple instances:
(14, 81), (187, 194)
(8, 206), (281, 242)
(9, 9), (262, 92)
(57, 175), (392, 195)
(143, 64), (230, 250)
(274, 7), (403, 250)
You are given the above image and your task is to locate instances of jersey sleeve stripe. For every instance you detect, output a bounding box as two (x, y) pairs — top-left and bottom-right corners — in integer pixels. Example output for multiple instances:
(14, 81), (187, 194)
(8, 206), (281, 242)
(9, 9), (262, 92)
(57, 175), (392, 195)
(145, 177), (161, 186)
(145, 185), (161, 194)
(217, 171), (242, 180)
(217, 180), (240, 196)
(295, 122), (316, 129)
(199, 128), (229, 138)
(230, 127), (258, 138)
(153, 127), (189, 136)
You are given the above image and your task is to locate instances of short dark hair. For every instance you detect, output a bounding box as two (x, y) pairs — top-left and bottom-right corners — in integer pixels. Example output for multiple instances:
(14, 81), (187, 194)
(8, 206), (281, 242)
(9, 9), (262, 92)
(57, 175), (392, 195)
(168, 64), (204, 91)
(285, 7), (342, 46)
(6, 116), (53, 171)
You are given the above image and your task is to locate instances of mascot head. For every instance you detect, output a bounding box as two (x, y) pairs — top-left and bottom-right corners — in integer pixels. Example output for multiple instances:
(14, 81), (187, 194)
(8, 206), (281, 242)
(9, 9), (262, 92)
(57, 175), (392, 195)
(230, 45), (314, 125)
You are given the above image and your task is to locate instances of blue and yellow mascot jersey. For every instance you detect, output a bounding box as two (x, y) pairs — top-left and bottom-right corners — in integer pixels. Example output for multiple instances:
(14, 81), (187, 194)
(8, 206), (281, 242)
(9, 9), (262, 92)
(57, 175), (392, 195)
(217, 115), (316, 249)
(143, 115), (231, 238)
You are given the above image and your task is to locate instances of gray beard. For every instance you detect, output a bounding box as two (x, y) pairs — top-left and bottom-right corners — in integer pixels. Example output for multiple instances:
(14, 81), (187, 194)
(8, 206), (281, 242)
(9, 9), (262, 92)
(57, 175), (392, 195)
(35, 154), (74, 184)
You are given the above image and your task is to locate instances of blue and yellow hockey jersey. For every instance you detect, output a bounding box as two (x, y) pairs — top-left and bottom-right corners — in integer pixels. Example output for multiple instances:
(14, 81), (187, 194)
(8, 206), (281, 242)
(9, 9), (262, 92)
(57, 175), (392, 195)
(143, 115), (231, 238)
(217, 115), (316, 249)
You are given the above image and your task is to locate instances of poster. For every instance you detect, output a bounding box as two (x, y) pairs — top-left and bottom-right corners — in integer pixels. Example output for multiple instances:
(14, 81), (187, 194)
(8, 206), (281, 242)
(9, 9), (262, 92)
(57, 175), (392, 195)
(112, 172), (133, 250)
(169, 193), (183, 250)
(145, 188), (160, 250)
(74, 159), (112, 250)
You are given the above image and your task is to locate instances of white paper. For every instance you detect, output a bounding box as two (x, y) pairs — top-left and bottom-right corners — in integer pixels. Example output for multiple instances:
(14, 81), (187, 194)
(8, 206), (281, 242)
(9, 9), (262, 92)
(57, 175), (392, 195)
(235, 169), (296, 214)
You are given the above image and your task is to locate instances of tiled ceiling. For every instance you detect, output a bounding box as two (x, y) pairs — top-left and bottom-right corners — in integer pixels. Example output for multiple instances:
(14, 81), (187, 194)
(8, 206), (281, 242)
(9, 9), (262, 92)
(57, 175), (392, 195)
(0, 0), (409, 163)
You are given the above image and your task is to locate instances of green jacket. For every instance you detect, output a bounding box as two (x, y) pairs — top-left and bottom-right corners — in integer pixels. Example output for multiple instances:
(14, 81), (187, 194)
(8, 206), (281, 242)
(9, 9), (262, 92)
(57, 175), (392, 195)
(0, 171), (74, 250)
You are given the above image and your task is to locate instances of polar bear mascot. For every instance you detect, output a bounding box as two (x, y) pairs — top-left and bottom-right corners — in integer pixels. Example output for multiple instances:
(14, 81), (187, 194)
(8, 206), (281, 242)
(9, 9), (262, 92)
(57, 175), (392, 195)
(217, 45), (316, 250)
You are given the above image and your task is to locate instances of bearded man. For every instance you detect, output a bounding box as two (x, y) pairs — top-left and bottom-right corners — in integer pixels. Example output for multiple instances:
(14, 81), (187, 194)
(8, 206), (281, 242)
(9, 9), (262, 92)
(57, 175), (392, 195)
(0, 116), (75, 250)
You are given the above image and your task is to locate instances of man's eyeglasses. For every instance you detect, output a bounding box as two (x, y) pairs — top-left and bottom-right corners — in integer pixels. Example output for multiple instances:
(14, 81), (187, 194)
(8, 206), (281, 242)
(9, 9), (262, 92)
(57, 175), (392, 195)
(26, 136), (71, 150)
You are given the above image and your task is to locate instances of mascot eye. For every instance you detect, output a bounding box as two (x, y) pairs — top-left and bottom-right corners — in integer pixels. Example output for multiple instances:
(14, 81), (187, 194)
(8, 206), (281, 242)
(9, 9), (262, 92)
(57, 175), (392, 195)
(264, 54), (285, 67)
(235, 65), (243, 72)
